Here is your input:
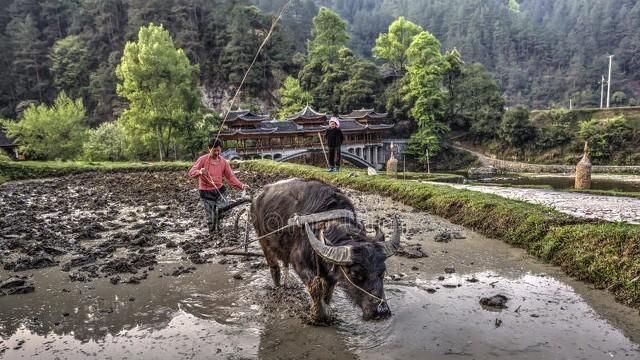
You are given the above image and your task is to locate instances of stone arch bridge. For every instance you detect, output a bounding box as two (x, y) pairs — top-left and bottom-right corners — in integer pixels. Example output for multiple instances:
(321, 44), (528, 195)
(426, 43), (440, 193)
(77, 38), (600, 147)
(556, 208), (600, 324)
(223, 142), (404, 169)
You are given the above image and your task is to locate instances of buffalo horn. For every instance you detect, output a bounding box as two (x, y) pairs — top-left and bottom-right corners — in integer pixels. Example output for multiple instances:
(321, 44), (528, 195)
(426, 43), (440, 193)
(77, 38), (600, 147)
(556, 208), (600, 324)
(305, 224), (353, 265)
(380, 216), (401, 258)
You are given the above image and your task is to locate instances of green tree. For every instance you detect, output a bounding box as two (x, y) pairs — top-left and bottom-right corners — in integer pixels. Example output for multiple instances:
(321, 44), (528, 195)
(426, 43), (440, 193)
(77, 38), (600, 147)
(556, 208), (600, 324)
(298, 7), (354, 113)
(612, 91), (627, 106)
(499, 106), (536, 147)
(337, 56), (381, 114)
(5, 14), (49, 103)
(372, 16), (423, 75)
(1, 91), (87, 160)
(508, 0), (520, 13)
(273, 76), (312, 119)
(447, 62), (505, 141)
(116, 23), (201, 161)
(578, 116), (634, 162)
(404, 31), (449, 158)
(83, 121), (127, 161)
(308, 7), (348, 63)
(50, 35), (91, 100)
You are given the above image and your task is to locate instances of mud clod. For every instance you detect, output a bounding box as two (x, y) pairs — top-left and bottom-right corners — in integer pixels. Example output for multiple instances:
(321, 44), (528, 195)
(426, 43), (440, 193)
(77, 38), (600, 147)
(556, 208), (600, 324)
(480, 294), (509, 309)
(4, 256), (58, 272)
(0, 276), (35, 296)
(397, 244), (428, 258)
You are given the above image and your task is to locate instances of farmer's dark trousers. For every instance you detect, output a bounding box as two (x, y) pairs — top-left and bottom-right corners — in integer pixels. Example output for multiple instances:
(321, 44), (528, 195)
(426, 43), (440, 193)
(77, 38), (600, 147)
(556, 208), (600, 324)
(200, 188), (228, 234)
(328, 146), (341, 167)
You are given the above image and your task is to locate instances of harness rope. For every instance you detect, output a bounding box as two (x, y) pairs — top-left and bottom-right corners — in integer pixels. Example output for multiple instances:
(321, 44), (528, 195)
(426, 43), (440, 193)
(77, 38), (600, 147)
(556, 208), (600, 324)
(339, 265), (386, 304)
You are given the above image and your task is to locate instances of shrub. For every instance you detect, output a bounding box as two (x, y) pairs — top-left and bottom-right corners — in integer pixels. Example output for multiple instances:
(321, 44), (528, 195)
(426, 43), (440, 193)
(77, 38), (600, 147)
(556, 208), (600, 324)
(536, 123), (572, 149)
(1, 92), (87, 160)
(0, 150), (11, 162)
(499, 106), (536, 147)
(83, 122), (128, 161)
(578, 116), (635, 162)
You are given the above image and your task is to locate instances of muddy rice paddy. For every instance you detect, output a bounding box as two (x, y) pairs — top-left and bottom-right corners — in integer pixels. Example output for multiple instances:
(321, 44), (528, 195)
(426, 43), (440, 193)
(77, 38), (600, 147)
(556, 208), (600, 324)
(1, 171), (640, 359)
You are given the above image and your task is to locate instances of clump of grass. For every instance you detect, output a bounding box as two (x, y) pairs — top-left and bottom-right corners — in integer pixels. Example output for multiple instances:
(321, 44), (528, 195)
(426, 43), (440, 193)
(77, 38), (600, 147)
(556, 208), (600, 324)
(239, 160), (640, 308)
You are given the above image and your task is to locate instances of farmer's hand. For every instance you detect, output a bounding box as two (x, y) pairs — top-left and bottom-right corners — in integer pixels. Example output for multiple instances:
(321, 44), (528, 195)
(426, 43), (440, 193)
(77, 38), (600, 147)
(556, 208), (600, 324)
(199, 168), (207, 175)
(242, 184), (250, 189)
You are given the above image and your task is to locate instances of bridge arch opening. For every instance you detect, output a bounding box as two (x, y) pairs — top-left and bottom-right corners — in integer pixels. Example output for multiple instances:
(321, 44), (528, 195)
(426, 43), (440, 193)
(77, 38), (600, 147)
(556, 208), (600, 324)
(277, 149), (374, 169)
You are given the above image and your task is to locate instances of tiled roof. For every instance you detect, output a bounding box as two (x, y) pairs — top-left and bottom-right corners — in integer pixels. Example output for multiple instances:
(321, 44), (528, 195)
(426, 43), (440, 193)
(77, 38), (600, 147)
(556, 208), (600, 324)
(286, 105), (326, 120)
(341, 108), (388, 119)
(220, 128), (278, 136)
(0, 128), (15, 147)
(262, 121), (300, 131)
(337, 119), (365, 130)
(225, 109), (269, 122)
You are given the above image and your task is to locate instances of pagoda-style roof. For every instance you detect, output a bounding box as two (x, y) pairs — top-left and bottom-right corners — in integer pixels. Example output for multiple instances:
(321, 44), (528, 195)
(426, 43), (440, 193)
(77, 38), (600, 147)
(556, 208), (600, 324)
(0, 128), (15, 148)
(286, 105), (327, 124)
(225, 109), (270, 122)
(338, 119), (393, 132)
(219, 128), (278, 137)
(340, 108), (388, 122)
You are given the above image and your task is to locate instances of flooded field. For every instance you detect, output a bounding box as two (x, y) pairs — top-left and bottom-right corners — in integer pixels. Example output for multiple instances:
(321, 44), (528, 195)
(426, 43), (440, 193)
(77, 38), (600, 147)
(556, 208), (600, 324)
(473, 174), (640, 192)
(1, 171), (640, 359)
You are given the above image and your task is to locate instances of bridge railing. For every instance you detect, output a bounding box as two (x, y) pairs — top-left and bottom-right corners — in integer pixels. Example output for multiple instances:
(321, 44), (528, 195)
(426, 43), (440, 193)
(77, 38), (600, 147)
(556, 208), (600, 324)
(229, 141), (383, 154)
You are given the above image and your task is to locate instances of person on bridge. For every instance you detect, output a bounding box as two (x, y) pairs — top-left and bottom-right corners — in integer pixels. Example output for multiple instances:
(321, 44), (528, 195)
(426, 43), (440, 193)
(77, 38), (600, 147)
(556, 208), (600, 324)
(325, 117), (344, 172)
(188, 139), (248, 235)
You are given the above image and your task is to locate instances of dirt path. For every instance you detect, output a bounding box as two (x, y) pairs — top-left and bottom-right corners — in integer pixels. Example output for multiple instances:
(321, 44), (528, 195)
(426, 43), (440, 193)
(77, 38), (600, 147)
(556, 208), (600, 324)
(429, 181), (640, 224)
(1, 172), (640, 359)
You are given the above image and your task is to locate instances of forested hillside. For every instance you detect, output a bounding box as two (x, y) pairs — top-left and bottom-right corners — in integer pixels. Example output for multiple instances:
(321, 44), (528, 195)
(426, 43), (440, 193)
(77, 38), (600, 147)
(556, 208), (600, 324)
(285, 0), (640, 109)
(0, 0), (309, 122)
(2, 0), (639, 121)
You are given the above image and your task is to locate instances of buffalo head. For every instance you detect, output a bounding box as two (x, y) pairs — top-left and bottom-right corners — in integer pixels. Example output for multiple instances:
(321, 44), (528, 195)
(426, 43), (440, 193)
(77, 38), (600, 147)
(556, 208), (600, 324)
(305, 216), (401, 320)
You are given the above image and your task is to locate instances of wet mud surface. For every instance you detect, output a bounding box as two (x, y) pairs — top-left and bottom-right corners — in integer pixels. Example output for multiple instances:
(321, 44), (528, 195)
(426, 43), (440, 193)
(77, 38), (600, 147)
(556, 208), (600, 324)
(1, 171), (640, 359)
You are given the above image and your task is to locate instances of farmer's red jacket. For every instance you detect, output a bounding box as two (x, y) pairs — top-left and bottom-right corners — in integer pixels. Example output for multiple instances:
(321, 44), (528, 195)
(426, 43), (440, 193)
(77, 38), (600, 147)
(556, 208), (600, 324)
(188, 154), (244, 191)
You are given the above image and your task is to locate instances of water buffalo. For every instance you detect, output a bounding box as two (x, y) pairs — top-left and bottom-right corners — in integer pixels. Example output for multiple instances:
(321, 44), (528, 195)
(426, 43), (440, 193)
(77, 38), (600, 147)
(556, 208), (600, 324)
(251, 178), (401, 322)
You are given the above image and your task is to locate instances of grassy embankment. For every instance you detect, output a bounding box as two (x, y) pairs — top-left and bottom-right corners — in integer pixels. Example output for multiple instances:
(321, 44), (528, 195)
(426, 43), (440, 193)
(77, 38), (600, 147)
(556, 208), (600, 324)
(2, 159), (640, 309)
(239, 160), (640, 309)
(0, 160), (191, 185)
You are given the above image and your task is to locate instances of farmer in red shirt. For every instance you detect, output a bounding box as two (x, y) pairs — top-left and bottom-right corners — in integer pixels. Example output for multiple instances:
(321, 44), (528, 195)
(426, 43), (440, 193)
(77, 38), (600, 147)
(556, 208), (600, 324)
(189, 139), (248, 235)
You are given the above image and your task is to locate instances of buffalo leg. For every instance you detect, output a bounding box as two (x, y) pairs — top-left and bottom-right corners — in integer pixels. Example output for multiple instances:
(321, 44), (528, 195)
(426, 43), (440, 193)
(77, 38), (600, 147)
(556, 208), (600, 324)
(259, 239), (281, 287)
(282, 262), (290, 288)
(308, 276), (331, 323)
(322, 279), (336, 304)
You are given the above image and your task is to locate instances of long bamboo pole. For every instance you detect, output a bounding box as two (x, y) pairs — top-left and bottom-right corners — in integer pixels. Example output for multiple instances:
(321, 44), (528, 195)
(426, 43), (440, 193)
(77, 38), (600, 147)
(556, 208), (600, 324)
(317, 132), (330, 168)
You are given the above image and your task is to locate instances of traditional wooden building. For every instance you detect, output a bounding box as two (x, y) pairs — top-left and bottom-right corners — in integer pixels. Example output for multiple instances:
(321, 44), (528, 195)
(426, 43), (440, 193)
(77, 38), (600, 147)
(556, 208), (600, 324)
(0, 128), (18, 159)
(218, 105), (394, 168)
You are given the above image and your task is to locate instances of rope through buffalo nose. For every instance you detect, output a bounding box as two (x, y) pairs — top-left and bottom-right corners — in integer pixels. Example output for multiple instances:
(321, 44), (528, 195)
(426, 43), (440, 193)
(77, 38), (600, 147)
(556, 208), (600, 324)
(339, 266), (387, 305)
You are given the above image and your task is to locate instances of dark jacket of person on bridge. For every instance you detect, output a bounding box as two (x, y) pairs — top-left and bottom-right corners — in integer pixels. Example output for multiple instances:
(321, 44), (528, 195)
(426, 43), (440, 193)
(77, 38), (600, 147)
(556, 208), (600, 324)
(325, 117), (344, 172)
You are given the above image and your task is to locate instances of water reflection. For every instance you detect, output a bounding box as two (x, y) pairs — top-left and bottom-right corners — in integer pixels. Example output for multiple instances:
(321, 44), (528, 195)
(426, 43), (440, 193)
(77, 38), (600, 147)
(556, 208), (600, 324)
(2, 265), (640, 359)
(475, 175), (640, 192)
(335, 272), (640, 359)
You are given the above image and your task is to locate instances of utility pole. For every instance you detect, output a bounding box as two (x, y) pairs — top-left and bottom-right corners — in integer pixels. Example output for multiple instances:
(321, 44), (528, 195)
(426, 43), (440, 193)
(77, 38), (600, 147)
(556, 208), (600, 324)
(607, 55), (614, 108)
(569, 99), (572, 110)
(425, 149), (430, 174)
(600, 75), (605, 109)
